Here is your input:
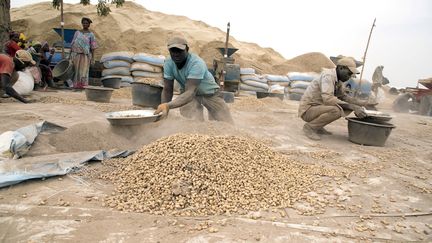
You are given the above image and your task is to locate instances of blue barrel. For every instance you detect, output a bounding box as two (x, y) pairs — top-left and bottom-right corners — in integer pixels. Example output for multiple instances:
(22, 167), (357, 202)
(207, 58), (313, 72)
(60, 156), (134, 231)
(345, 79), (372, 96)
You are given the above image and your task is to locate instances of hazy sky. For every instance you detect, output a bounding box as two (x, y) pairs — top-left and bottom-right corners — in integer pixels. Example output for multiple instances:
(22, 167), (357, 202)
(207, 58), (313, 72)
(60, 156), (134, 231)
(11, 0), (432, 88)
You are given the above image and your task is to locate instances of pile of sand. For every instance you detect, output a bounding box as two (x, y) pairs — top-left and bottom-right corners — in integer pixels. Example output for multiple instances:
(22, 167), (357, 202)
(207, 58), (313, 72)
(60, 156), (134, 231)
(274, 52), (336, 74)
(49, 121), (135, 152)
(47, 117), (253, 153)
(11, 2), (334, 75)
(230, 96), (293, 112)
(38, 95), (138, 112)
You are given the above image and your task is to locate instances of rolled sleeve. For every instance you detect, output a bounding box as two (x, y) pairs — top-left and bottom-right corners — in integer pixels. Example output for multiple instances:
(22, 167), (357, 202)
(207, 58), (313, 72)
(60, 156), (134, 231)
(163, 61), (174, 80)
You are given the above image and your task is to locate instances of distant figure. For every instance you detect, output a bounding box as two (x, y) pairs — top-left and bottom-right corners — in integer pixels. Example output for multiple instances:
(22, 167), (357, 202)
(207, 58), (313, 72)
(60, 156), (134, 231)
(17, 33), (28, 49)
(0, 50), (36, 103)
(28, 41), (55, 88)
(388, 87), (399, 95)
(372, 65), (389, 86)
(392, 92), (415, 113)
(4, 32), (21, 57)
(372, 66), (384, 84)
(40, 41), (55, 67)
(154, 35), (233, 123)
(298, 57), (371, 140)
(39, 41), (56, 88)
(70, 17), (98, 89)
(28, 41), (45, 65)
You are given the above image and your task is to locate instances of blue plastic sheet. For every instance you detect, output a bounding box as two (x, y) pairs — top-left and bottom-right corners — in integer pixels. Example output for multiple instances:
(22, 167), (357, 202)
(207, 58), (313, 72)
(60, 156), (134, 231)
(0, 121), (134, 188)
(0, 150), (133, 188)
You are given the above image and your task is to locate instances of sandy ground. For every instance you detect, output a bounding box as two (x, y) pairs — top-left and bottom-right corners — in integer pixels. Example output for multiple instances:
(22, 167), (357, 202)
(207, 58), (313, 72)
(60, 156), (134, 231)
(0, 88), (431, 242)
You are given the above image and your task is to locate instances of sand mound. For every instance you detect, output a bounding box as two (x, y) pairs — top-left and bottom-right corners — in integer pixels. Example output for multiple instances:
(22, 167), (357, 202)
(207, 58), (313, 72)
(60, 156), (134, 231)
(38, 95), (138, 112)
(230, 96), (292, 112)
(102, 133), (337, 216)
(49, 121), (134, 152)
(12, 2), (333, 74)
(274, 52), (336, 74)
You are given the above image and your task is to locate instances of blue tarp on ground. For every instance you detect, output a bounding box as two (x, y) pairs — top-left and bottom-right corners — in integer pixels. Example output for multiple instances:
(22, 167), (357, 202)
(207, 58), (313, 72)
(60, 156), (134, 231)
(0, 150), (133, 188)
(0, 121), (134, 188)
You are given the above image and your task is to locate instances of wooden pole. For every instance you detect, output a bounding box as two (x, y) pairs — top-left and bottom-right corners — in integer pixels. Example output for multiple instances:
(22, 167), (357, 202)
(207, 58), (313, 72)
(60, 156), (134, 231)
(61, 0), (65, 59)
(224, 22), (230, 58)
(356, 18), (376, 96)
(220, 22), (230, 91)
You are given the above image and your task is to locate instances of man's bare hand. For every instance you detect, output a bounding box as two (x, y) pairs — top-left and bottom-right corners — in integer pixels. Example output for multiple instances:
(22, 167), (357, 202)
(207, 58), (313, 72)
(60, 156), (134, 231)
(154, 103), (170, 119)
(353, 105), (367, 118)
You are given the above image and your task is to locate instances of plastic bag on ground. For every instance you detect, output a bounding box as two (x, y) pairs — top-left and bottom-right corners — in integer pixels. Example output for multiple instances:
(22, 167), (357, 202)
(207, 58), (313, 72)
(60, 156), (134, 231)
(0, 121), (65, 160)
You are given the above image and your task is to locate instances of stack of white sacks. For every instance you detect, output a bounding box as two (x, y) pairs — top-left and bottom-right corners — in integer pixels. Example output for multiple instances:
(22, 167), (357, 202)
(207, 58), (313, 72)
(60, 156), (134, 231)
(286, 72), (319, 101)
(239, 68), (268, 92)
(264, 74), (290, 94)
(131, 53), (165, 86)
(100, 51), (134, 86)
(100, 52), (165, 87)
(239, 68), (321, 101)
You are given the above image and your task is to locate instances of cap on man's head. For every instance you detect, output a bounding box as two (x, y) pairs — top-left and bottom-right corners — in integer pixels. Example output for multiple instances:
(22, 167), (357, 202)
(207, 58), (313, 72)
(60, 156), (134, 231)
(337, 57), (360, 74)
(167, 35), (188, 50)
(15, 50), (36, 65)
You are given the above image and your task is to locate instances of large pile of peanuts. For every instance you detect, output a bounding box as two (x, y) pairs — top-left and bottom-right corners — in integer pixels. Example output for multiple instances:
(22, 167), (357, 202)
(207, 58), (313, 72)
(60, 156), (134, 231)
(102, 133), (337, 216)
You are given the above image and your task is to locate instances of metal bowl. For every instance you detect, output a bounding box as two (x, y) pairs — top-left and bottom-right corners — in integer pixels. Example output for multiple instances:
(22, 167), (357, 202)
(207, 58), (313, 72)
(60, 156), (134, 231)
(105, 110), (161, 126)
(364, 110), (393, 122)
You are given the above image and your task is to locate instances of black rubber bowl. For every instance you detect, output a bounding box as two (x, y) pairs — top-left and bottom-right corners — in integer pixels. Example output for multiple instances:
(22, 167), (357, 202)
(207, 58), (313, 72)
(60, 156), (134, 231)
(256, 91), (284, 100)
(102, 78), (121, 89)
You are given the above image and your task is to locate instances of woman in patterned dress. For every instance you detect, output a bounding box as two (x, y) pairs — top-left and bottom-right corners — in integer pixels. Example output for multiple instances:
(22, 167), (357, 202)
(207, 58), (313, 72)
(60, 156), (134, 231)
(70, 17), (98, 89)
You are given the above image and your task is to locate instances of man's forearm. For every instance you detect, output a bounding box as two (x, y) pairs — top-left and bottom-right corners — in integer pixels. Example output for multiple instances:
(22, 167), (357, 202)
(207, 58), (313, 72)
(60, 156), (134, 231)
(341, 94), (368, 106)
(162, 89), (173, 103)
(339, 103), (358, 111)
(167, 89), (195, 109)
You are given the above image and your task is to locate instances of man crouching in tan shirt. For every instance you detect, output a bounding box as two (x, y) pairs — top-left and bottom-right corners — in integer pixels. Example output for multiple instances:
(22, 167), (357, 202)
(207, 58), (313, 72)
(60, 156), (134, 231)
(298, 57), (369, 140)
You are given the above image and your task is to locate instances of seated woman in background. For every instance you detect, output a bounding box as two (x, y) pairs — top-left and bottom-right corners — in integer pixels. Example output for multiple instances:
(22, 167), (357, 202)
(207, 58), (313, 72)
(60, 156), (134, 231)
(4, 32), (21, 57)
(28, 41), (56, 89)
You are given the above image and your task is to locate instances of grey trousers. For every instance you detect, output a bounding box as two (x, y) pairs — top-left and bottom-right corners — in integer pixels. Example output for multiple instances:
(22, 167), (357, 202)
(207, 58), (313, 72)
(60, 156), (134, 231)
(180, 93), (234, 123)
(301, 105), (352, 130)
